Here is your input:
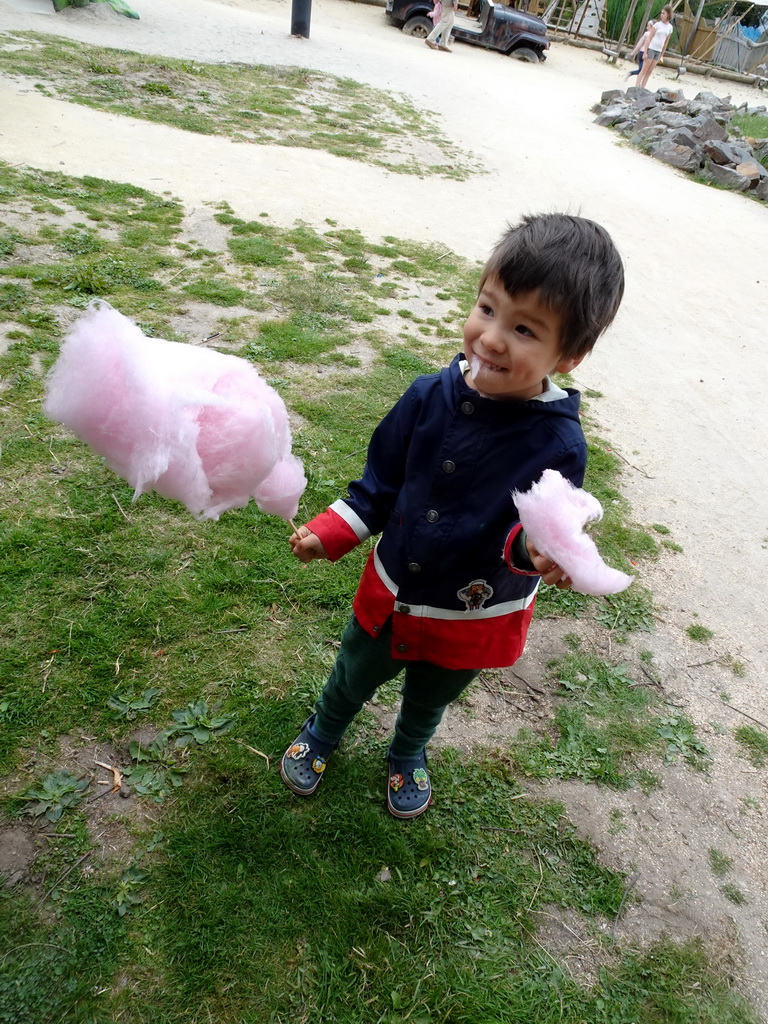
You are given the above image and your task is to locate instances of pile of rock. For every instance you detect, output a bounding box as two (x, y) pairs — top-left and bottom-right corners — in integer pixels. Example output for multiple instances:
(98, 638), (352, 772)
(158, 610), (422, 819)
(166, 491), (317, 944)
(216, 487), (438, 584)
(593, 86), (768, 201)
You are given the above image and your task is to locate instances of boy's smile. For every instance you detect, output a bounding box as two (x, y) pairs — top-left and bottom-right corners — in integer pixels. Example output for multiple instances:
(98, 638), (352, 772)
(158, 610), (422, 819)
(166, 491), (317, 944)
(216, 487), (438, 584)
(463, 277), (582, 401)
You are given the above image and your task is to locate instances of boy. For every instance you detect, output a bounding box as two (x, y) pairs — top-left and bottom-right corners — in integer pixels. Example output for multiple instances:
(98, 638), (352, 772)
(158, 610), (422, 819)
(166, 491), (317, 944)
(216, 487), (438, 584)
(282, 213), (624, 819)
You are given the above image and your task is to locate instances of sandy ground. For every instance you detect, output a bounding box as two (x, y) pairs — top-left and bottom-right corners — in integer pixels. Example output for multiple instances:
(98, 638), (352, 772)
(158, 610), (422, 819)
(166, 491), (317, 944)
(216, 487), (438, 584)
(1, 0), (768, 1012)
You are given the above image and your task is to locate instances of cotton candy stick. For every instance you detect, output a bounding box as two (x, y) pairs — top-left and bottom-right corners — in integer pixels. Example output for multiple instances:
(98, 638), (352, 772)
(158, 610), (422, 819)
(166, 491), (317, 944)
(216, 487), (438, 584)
(43, 301), (307, 523)
(512, 469), (634, 596)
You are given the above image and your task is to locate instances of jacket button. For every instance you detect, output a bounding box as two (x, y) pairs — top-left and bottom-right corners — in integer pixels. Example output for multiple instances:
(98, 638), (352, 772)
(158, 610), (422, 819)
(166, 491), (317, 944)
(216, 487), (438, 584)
(396, 644), (408, 653)
(442, 460), (456, 473)
(460, 401), (474, 415)
(399, 604), (411, 614)
(426, 510), (439, 523)
(408, 562), (421, 573)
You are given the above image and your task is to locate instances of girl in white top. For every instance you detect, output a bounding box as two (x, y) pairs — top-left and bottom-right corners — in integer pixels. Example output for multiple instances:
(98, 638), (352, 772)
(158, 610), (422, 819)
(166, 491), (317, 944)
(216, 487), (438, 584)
(638, 5), (673, 88)
(626, 21), (654, 80)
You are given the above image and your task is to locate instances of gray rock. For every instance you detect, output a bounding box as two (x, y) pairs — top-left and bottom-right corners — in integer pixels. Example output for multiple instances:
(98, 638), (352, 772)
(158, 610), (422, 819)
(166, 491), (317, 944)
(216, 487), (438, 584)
(707, 161), (750, 190)
(687, 101), (714, 116)
(731, 144), (758, 164)
(593, 105), (628, 126)
(702, 139), (739, 165)
(693, 117), (728, 142)
(656, 87), (686, 104)
(655, 111), (692, 129)
(651, 139), (703, 171)
(630, 95), (660, 112)
(596, 82), (768, 199)
(668, 127), (699, 149)
(694, 90), (728, 108)
(735, 160), (765, 185)
(629, 126), (666, 146)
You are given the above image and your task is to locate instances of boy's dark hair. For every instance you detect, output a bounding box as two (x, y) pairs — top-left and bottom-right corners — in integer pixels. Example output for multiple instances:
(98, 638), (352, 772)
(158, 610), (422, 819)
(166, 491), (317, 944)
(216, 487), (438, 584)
(481, 213), (625, 361)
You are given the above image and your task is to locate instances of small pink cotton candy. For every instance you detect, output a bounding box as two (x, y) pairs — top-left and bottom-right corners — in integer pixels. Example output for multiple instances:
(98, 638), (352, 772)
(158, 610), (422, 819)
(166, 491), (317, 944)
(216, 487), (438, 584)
(512, 469), (634, 596)
(43, 302), (306, 522)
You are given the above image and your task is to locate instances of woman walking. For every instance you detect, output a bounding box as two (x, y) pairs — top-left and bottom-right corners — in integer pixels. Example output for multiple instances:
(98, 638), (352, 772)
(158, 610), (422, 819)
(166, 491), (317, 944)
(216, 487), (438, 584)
(637, 6), (673, 88)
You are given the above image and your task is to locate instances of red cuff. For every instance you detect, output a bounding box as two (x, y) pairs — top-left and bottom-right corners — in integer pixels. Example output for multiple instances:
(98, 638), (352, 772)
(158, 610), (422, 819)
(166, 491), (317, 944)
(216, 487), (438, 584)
(504, 522), (540, 576)
(306, 508), (362, 562)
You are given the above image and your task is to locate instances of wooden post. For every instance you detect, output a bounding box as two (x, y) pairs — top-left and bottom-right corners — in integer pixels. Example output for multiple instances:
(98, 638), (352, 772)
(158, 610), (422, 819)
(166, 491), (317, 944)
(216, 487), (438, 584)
(683, 0), (707, 57)
(609, 0), (644, 63)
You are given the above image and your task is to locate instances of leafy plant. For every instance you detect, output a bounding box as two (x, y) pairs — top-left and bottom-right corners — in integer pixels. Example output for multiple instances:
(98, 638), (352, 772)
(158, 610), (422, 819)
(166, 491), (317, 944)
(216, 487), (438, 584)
(595, 587), (654, 636)
(657, 714), (711, 768)
(20, 771), (89, 822)
(161, 701), (236, 748)
(123, 738), (188, 803)
(0, 693), (20, 722)
(113, 865), (147, 916)
(107, 686), (161, 719)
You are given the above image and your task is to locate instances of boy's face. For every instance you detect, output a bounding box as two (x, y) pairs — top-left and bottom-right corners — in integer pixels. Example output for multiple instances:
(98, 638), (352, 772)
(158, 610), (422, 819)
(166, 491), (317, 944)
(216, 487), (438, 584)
(462, 276), (583, 401)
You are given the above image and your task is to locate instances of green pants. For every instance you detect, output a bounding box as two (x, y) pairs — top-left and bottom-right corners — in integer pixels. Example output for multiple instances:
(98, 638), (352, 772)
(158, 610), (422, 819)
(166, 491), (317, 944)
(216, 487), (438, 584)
(313, 616), (478, 758)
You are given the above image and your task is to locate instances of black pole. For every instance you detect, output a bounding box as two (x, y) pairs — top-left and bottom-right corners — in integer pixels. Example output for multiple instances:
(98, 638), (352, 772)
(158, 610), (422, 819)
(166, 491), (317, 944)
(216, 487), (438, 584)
(291, 0), (312, 37)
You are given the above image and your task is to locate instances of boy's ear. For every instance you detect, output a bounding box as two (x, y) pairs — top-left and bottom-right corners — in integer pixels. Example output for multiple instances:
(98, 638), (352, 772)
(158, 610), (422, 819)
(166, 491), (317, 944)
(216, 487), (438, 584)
(554, 353), (585, 375)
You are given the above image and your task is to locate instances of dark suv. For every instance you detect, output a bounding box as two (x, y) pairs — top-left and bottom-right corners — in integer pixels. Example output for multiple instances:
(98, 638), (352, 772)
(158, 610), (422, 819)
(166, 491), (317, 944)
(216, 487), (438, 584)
(386, 0), (550, 62)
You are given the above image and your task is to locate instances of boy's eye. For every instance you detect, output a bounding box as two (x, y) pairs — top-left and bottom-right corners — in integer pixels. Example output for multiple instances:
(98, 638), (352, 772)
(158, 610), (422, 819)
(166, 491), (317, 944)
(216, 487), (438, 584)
(516, 324), (535, 337)
(479, 304), (493, 316)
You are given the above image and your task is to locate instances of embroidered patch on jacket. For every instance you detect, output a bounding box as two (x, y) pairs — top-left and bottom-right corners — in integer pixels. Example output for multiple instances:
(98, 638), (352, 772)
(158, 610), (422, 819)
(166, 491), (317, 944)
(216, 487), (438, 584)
(457, 579), (493, 610)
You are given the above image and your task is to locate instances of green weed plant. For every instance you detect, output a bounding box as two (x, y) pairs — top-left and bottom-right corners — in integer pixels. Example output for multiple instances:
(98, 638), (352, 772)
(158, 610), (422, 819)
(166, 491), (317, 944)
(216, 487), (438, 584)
(734, 724), (768, 767)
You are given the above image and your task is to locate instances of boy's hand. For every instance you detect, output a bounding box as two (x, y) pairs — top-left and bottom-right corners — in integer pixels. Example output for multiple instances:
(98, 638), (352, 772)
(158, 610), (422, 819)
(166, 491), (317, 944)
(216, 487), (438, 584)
(289, 525), (329, 563)
(526, 538), (573, 590)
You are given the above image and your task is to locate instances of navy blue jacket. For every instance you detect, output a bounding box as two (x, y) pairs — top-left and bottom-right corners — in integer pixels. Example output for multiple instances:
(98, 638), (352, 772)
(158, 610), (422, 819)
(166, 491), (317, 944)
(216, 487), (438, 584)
(308, 354), (587, 669)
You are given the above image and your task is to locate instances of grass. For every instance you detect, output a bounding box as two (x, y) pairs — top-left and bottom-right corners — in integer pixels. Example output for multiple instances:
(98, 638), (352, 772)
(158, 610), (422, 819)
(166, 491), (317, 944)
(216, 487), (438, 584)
(733, 724), (768, 767)
(0, 32), (476, 179)
(504, 648), (713, 789)
(730, 112), (768, 153)
(0, 160), (756, 1022)
(708, 847), (734, 878)
(686, 623), (715, 643)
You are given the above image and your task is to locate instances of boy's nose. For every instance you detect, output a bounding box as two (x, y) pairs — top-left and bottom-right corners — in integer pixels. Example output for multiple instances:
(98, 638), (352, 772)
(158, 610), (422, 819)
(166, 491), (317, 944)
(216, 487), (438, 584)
(481, 324), (506, 352)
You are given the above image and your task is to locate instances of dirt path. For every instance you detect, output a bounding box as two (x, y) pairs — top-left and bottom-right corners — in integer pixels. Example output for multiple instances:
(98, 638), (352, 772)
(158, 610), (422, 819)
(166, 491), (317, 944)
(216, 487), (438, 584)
(2, 0), (767, 1012)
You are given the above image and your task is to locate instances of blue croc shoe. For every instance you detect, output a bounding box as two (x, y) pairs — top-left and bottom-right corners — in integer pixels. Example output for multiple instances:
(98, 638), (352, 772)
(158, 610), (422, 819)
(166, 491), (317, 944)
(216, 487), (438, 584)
(280, 716), (337, 796)
(387, 748), (431, 819)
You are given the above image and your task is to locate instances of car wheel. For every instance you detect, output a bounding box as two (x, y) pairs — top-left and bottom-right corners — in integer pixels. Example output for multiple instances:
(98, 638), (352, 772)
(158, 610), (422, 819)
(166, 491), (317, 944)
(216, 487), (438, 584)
(403, 15), (434, 37)
(511, 47), (540, 62)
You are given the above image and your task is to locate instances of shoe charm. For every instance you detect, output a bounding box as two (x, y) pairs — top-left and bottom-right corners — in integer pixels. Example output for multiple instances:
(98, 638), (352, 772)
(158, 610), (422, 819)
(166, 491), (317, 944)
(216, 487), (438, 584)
(312, 756), (327, 774)
(389, 773), (404, 792)
(287, 742), (309, 760)
(412, 768), (429, 791)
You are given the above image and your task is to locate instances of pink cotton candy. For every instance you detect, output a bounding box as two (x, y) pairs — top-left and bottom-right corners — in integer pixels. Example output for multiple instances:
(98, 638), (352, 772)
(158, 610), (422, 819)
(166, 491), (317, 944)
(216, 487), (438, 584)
(512, 469), (634, 596)
(43, 302), (306, 522)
